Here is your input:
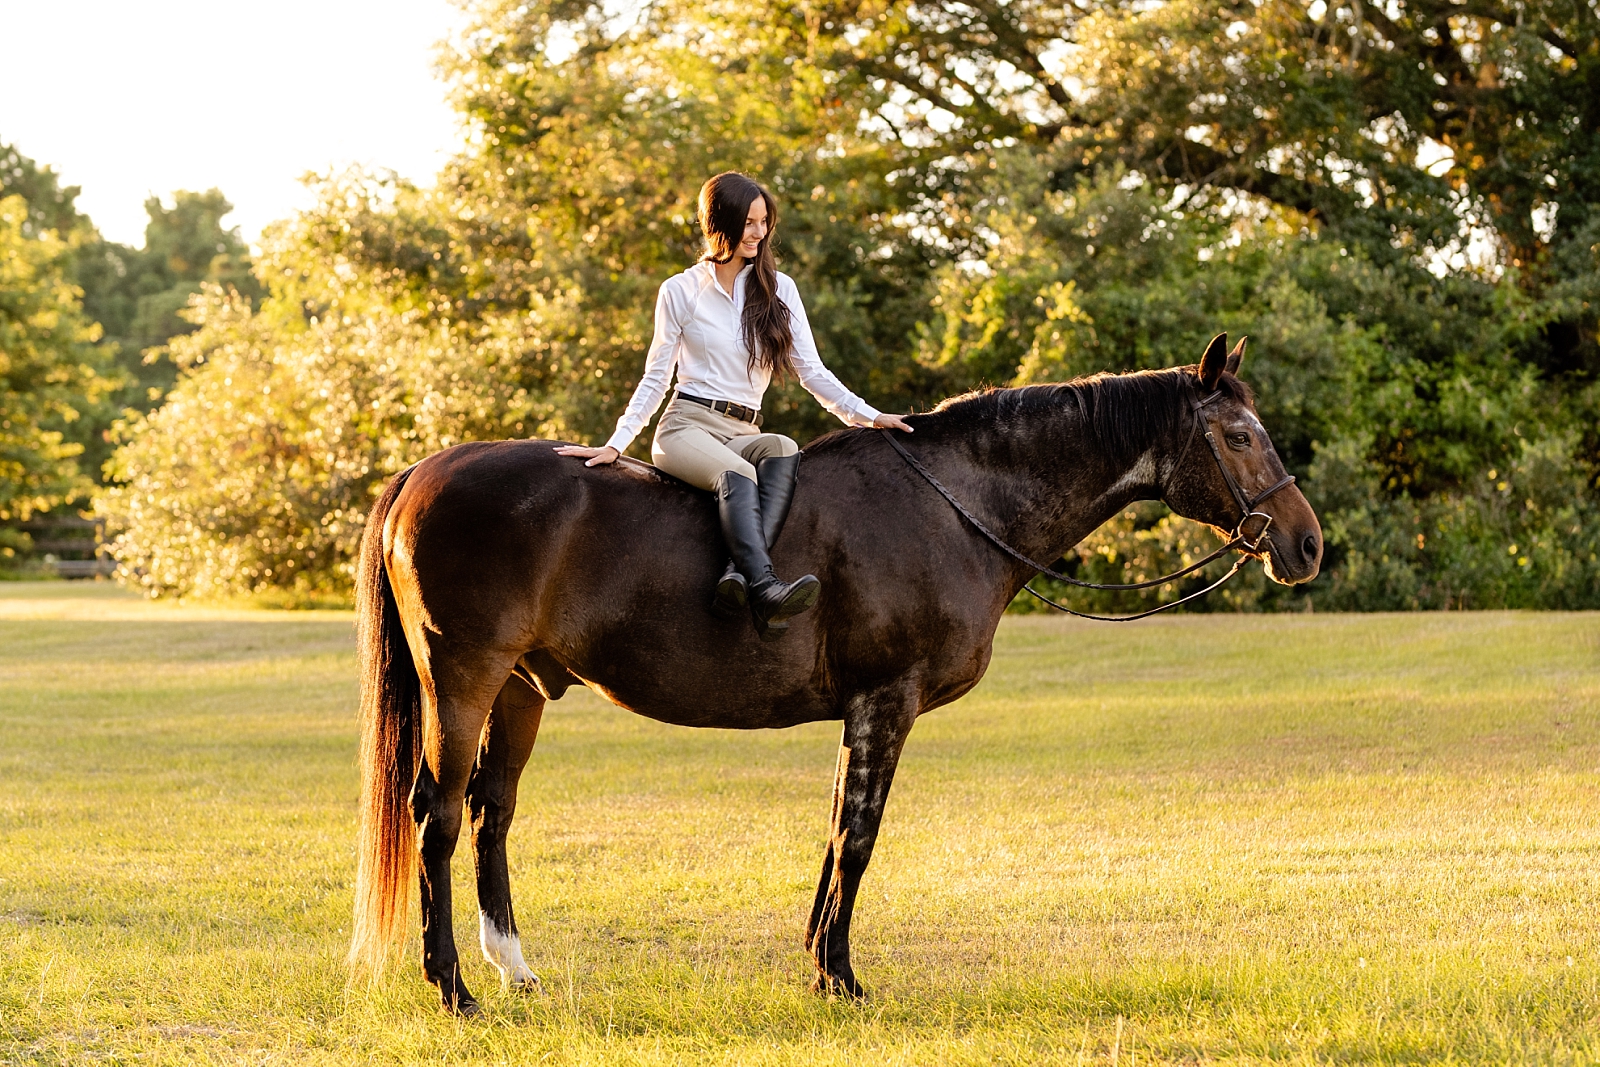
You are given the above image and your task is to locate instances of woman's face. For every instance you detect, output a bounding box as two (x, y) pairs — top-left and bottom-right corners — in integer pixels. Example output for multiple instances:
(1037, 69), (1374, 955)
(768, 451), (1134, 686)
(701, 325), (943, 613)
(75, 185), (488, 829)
(737, 196), (768, 260)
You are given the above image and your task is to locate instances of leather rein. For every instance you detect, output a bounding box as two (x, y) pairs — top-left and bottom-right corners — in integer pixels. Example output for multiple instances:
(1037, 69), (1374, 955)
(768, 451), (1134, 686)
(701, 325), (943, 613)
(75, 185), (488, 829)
(878, 383), (1298, 622)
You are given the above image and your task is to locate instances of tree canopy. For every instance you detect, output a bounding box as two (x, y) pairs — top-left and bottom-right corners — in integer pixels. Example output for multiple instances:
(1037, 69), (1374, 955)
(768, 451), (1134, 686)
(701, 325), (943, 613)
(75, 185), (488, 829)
(0, 142), (269, 577)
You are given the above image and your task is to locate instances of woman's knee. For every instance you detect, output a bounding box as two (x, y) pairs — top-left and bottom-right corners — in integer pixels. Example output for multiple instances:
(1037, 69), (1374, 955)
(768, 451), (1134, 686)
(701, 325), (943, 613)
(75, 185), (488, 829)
(738, 433), (799, 465)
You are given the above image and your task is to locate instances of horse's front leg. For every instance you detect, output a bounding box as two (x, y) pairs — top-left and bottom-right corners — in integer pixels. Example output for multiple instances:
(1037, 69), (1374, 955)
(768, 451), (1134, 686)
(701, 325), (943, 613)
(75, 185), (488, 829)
(467, 672), (545, 992)
(805, 681), (919, 998)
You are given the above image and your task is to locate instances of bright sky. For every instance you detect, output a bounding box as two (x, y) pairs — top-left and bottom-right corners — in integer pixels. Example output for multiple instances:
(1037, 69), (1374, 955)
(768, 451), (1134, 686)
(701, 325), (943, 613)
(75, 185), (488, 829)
(0, 0), (466, 248)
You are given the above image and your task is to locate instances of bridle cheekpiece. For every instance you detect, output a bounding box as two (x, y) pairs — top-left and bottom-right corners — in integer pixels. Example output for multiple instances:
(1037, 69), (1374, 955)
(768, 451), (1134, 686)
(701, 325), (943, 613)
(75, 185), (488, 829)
(1179, 383), (1298, 554)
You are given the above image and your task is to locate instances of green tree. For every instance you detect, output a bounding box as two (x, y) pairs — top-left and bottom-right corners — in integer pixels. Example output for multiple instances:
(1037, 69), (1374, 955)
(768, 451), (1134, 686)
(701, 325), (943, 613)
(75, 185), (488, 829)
(78, 188), (262, 407)
(0, 194), (117, 528)
(99, 284), (536, 598)
(0, 143), (90, 238)
(2, 141), (262, 499)
(266, 0), (950, 446)
(925, 162), (1600, 610)
(1, 145), (259, 405)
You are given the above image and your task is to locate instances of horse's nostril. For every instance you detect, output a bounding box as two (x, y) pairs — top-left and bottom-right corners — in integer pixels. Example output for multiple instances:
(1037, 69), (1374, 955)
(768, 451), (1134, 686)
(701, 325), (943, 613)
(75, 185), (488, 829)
(1302, 533), (1319, 560)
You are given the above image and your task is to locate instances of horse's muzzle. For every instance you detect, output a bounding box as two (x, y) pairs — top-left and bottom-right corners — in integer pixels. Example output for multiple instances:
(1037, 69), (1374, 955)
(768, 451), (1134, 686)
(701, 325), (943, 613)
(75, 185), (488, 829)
(1263, 520), (1322, 585)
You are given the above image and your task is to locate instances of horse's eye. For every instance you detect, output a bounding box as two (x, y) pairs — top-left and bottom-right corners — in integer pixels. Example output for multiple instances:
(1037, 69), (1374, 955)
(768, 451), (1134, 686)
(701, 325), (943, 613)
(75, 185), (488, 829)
(1228, 432), (1251, 449)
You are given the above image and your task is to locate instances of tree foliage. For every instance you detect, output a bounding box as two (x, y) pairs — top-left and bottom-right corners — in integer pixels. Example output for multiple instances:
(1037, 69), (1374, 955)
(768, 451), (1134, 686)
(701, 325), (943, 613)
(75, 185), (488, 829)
(0, 142), (262, 507)
(78, 188), (262, 408)
(99, 286), (530, 597)
(937, 163), (1600, 610)
(0, 195), (116, 523)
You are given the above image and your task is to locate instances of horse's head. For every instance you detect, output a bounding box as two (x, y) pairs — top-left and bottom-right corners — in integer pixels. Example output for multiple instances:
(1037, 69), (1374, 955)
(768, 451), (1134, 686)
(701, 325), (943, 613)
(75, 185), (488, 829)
(1162, 334), (1322, 586)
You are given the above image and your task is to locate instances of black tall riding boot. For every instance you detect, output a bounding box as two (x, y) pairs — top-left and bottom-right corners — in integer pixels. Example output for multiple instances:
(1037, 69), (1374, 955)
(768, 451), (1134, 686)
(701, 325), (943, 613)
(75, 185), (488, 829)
(756, 453), (802, 545)
(712, 454), (802, 618)
(713, 470), (819, 640)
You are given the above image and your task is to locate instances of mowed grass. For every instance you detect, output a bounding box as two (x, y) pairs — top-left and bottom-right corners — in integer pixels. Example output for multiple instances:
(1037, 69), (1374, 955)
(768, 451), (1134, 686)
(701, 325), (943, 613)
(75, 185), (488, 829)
(1, 582), (1597, 1064)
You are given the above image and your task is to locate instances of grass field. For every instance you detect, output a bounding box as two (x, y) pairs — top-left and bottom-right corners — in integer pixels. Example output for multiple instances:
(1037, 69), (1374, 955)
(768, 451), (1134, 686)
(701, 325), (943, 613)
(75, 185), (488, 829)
(1, 581), (1597, 1064)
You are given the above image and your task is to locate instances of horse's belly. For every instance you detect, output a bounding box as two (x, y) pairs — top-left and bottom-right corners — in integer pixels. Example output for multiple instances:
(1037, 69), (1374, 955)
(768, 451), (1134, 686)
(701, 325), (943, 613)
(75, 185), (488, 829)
(569, 662), (838, 729)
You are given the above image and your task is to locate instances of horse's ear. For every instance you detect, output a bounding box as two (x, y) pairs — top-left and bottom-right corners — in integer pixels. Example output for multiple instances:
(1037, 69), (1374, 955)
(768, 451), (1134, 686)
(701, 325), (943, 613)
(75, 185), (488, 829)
(1198, 333), (1228, 391)
(1225, 335), (1247, 376)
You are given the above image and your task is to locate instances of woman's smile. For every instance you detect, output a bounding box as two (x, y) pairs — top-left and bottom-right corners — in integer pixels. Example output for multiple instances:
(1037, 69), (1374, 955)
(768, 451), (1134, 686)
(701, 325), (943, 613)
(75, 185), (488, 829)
(741, 198), (768, 258)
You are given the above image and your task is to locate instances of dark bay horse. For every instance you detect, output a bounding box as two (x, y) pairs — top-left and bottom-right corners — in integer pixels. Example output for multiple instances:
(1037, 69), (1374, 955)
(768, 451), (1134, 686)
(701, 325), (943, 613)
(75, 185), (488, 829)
(349, 335), (1322, 1014)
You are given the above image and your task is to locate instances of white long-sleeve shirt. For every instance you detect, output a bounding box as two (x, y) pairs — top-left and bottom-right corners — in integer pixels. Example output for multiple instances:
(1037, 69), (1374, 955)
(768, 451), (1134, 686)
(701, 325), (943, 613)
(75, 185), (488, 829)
(604, 261), (882, 454)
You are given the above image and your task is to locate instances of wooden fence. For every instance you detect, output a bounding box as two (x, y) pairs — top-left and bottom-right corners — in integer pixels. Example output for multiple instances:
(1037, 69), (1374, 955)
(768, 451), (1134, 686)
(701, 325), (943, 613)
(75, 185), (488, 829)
(12, 516), (115, 578)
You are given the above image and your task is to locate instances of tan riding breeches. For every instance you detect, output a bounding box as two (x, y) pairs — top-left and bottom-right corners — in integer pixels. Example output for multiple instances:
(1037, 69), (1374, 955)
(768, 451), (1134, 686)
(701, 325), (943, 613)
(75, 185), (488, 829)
(651, 397), (798, 491)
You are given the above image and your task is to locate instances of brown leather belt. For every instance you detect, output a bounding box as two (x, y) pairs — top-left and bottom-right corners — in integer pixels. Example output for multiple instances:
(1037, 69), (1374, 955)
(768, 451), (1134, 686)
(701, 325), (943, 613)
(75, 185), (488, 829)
(676, 391), (763, 427)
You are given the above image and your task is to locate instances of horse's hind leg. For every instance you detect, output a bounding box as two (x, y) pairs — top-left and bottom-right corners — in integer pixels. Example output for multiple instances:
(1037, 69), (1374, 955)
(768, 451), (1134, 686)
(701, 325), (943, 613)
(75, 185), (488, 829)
(411, 649), (510, 1016)
(467, 672), (545, 991)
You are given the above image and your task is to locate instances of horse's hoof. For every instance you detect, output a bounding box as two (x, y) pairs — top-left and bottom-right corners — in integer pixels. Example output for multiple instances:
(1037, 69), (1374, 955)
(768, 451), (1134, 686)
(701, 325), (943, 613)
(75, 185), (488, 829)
(431, 969), (482, 1016)
(447, 994), (483, 1017)
(810, 971), (867, 1000)
(508, 973), (543, 993)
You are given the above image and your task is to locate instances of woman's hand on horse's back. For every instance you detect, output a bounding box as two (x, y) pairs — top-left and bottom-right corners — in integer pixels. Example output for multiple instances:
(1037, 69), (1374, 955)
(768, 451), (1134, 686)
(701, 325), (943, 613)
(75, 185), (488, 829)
(874, 413), (914, 432)
(554, 444), (620, 466)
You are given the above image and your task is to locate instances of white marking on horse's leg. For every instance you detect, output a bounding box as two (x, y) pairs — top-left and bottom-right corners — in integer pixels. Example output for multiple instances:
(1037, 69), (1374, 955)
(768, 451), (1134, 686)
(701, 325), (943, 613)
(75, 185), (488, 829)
(479, 911), (540, 991)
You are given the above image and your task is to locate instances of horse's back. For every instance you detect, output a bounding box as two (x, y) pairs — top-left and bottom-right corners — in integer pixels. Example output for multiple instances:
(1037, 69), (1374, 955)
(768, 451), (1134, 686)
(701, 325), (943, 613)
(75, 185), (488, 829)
(400, 439), (709, 526)
(387, 439), (712, 631)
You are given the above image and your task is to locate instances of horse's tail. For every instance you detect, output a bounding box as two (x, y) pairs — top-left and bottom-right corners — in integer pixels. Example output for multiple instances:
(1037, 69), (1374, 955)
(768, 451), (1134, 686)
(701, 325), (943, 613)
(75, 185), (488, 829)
(349, 465), (420, 971)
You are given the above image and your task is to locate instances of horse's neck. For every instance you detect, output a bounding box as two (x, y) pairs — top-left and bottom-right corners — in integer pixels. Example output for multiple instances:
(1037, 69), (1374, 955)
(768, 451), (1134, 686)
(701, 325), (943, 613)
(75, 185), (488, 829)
(938, 412), (1170, 568)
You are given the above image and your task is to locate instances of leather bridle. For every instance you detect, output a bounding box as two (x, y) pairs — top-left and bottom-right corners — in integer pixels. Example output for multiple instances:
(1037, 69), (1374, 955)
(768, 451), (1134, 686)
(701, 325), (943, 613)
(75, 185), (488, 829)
(877, 379), (1298, 622)
(1180, 385), (1298, 555)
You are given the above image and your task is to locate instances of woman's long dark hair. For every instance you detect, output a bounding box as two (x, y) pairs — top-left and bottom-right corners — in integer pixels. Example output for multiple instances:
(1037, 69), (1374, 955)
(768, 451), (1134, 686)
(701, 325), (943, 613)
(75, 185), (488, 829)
(698, 172), (796, 382)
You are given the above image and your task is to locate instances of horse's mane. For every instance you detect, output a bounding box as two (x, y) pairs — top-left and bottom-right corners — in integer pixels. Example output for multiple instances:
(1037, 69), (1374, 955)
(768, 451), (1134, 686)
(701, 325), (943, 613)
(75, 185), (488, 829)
(808, 366), (1254, 468)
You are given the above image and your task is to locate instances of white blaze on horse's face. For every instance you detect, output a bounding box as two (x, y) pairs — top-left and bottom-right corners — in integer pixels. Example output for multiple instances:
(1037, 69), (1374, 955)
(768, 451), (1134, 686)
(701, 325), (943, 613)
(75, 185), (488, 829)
(479, 911), (541, 991)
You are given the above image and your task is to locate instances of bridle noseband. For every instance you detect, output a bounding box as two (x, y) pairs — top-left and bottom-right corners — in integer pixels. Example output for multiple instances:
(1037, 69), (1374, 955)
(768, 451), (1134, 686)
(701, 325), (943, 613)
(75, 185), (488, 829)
(878, 379), (1298, 622)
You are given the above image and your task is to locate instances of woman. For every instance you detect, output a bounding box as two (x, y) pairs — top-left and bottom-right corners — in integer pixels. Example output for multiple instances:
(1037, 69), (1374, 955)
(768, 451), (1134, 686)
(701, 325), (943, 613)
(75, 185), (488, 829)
(557, 172), (913, 639)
